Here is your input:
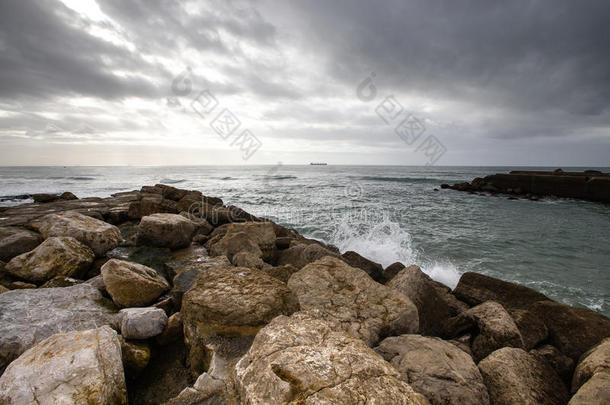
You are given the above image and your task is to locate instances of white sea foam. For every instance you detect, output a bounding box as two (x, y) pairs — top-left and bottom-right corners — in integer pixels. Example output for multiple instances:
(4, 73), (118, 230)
(329, 214), (462, 288)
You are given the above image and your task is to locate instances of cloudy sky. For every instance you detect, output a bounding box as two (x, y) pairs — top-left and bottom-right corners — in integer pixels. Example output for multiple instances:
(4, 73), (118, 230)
(0, 0), (609, 166)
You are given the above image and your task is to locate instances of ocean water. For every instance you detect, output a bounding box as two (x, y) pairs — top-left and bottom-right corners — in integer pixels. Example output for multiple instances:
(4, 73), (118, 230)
(1, 165), (609, 316)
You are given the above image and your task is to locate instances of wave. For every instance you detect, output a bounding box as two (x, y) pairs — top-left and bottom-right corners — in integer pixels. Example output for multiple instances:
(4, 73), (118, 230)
(328, 214), (461, 288)
(46, 176), (96, 181)
(220, 176), (237, 180)
(264, 175), (297, 180)
(357, 176), (449, 184)
(159, 178), (186, 184)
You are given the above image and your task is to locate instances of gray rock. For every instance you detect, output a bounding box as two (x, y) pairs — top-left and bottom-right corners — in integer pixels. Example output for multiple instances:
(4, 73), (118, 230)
(376, 334), (490, 405)
(478, 347), (568, 405)
(119, 307), (168, 339)
(5, 236), (94, 283)
(234, 310), (430, 405)
(101, 258), (170, 307)
(0, 226), (43, 262)
(0, 284), (118, 373)
(287, 256), (419, 346)
(0, 326), (127, 404)
(31, 210), (122, 256)
(137, 213), (195, 249)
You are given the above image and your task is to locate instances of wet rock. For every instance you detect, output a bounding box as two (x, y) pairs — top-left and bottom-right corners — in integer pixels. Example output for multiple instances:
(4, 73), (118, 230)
(478, 347), (569, 405)
(31, 210), (122, 256)
(0, 284), (118, 372)
(375, 334), (490, 405)
(5, 236), (94, 283)
(276, 242), (341, 269)
(106, 245), (173, 278)
(388, 265), (464, 336)
(443, 301), (524, 362)
(234, 310), (430, 405)
(453, 272), (550, 310)
(137, 213), (196, 250)
(119, 335), (151, 378)
(571, 337), (610, 393)
(101, 258), (170, 307)
(182, 265), (298, 373)
(530, 344), (575, 386)
(341, 250), (384, 281)
(0, 326), (127, 405)
(568, 371), (610, 404)
(41, 275), (83, 288)
(120, 307), (168, 339)
(529, 300), (610, 361)
(512, 308), (549, 350)
(287, 256), (419, 346)
(0, 226), (43, 261)
(383, 261), (406, 283)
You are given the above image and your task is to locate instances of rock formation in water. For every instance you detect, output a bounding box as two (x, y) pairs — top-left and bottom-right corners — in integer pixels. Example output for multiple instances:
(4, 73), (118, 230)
(0, 183), (608, 404)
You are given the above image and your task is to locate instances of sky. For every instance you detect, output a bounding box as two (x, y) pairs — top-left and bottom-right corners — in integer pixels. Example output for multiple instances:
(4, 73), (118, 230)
(0, 0), (609, 166)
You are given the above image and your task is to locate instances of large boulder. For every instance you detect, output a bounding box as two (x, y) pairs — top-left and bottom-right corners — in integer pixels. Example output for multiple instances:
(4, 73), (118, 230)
(119, 307), (168, 339)
(0, 326), (127, 405)
(5, 236), (94, 283)
(375, 334), (490, 405)
(276, 242), (341, 269)
(182, 265), (299, 373)
(234, 310), (430, 405)
(388, 265), (466, 336)
(568, 371), (610, 404)
(341, 250), (383, 281)
(208, 221), (276, 262)
(101, 259), (170, 307)
(453, 272), (550, 310)
(31, 211), (122, 256)
(478, 347), (569, 405)
(0, 226), (43, 261)
(287, 256), (419, 346)
(0, 284), (118, 373)
(529, 301), (610, 361)
(571, 338), (610, 393)
(137, 213), (195, 249)
(443, 301), (524, 362)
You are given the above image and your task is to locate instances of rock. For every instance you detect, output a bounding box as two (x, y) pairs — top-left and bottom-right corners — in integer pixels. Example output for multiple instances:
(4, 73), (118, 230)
(568, 371), (610, 404)
(0, 226), (43, 261)
(512, 308), (549, 350)
(341, 250), (384, 281)
(232, 250), (265, 268)
(529, 300), (610, 361)
(530, 344), (575, 386)
(234, 310), (430, 405)
(106, 245), (173, 278)
(101, 258), (170, 307)
(375, 334), (490, 405)
(182, 265), (298, 373)
(453, 272), (550, 310)
(136, 213), (195, 249)
(85, 274), (106, 292)
(7, 280), (36, 289)
(152, 296), (174, 315)
(5, 236), (94, 283)
(119, 307), (168, 339)
(41, 275), (83, 288)
(169, 256), (231, 311)
(443, 301), (524, 362)
(387, 265), (463, 336)
(0, 284), (118, 372)
(478, 347), (569, 405)
(263, 264), (299, 283)
(155, 183), (189, 201)
(60, 191), (78, 200)
(383, 261), (406, 283)
(0, 285), (8, 294)
(209, 221), (276, 262)
(287, 256), (419, 346)
(0, 326), (127, 404)
(571, 337), (610, 393)
(32, 193), (62, 203)
(31, 210), (122, 256)
(276, 242), (341, 269)
(157, 312), (183, 345)
(119, 335), (151, 378)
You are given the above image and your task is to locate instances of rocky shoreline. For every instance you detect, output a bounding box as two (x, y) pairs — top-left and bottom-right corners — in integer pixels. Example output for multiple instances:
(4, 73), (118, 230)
(441, 169), (610, 203)
(0, 184), (608, 404)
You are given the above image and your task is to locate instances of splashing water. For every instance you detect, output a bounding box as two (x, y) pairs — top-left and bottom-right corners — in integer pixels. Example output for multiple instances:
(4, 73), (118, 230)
(329, 214), (462, 288)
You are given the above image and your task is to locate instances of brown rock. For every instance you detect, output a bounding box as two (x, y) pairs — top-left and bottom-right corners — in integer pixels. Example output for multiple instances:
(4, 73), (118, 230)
(263, 264), (299, 283)
(41, 275), (83, 288)
(571, 337), (610, 393)
(512, 308), (549, 350)
(287, 256), (419, 346)
(157, 312), (184, 346)
(209, 221), (276, 262)
(101, 259), (170, 307)
(276, 242), (341, 269)
(376, 334), (490, 405)
(119, 335), (151, 378)
(530, 344), (575, 387)
(137, 213), (196, 250)
(383, 261), (406, 283)
(568, 371), (610, 404)
(0, 226), (43, 262)
(341, 250), (383, 281)
(478, 347), (569, 405)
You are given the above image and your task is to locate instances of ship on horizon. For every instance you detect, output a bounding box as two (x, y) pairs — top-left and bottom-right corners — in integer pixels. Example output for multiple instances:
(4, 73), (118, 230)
(310, 162), (328, 165)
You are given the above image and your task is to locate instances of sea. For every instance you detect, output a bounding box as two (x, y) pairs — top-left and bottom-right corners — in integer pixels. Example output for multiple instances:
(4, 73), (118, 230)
(1, 165), (608, 316)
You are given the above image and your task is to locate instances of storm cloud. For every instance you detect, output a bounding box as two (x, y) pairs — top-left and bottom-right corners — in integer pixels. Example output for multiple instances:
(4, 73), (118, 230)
(0, 0), (608, 165)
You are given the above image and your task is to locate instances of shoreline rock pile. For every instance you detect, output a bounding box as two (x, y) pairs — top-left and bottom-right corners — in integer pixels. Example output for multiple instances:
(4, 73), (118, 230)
(441, 169), (610, 203)
(0, 184), (608, 404)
